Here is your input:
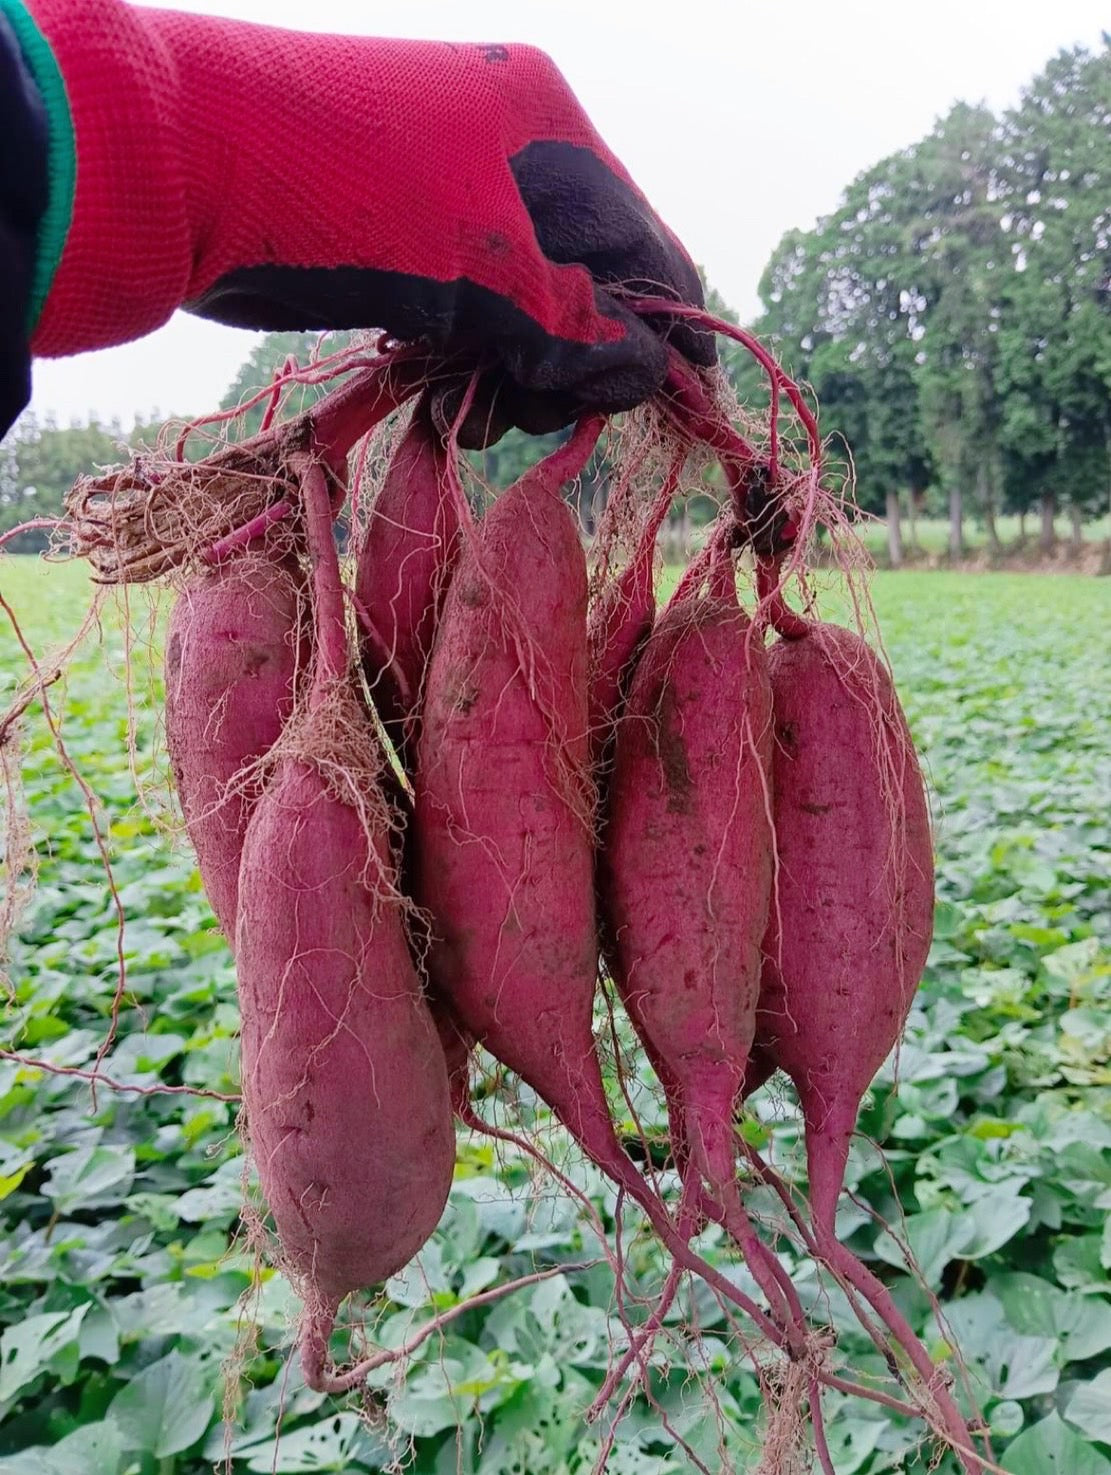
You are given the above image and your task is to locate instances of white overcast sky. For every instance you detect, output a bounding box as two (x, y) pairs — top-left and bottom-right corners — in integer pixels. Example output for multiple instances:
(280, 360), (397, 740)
(27, 0), (1108, 426)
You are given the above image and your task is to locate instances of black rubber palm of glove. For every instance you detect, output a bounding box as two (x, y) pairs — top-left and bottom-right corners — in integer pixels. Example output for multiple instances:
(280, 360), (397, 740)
(206, 137), (715, 448)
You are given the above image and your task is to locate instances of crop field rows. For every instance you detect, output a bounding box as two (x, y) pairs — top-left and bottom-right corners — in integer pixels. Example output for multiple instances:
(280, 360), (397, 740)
(0, 561), (1107, 1474)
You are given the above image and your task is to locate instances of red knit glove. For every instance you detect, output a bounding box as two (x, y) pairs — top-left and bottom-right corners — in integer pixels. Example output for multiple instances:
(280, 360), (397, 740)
(24, 1), (711, 434)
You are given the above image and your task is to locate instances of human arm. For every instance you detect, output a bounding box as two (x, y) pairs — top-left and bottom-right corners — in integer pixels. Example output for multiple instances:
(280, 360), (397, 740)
(1, 0), (711, 440)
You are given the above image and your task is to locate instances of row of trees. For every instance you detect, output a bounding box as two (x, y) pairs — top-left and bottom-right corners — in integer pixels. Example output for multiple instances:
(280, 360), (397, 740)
(3, 40), (1106, 562)
(723, 39), (1110, 562)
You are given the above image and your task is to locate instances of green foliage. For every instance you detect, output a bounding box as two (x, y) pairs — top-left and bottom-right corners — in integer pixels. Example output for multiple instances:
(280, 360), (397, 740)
(218, 331), (360, 442)
(1, 559), (1107, 1471)
(755, 150), (934, 520)
(218, 331), (579, 503)
(747, 41), (1110, 540)
(995, 44), (1111, 521)
(0, 415), (166, 553)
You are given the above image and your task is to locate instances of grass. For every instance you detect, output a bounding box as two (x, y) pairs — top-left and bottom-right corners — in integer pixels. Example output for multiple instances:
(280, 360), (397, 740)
(0, 555), (97, 641)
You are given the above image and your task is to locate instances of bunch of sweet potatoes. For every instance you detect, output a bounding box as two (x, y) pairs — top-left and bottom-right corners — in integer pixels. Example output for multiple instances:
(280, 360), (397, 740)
(156, 350), (987, 1470)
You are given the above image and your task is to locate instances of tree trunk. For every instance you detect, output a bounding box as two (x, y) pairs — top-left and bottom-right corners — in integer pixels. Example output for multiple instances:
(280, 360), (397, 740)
(1067, 503), (1084, 550)
(1039, 491), (1056, 553)
(677, 500), (691, 562)
(885, 490), (903, 568)
(590, 472), (609, 539)
(666, 507), (685, 563)
(979, 463), (1001, 552)
(948, 484), (964, 561)
(907, 488), (921, 551)
(1018, 508), (1027, 544)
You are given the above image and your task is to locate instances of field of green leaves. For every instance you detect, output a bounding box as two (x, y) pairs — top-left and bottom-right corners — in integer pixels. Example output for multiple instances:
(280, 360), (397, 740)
(0, 560), (1108, 1475)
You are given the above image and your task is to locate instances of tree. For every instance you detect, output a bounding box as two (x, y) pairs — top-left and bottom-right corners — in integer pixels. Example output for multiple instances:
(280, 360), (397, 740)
(2, 413), (164, 552)
(995, 41), (1111, 546)
(754, 148), (937, 561)
(744, 41), (1109, 562)
(903, 103), (1006, 558)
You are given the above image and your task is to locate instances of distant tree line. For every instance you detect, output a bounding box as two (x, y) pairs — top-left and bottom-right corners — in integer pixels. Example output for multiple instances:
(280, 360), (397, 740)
(3, 39), (1106, 563)
(727, 38), (1110, 562)
(0, 413), (167, 553)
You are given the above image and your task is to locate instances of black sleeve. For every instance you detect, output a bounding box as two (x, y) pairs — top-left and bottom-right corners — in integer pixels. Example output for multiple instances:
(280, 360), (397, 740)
(1, 10), (49, 439)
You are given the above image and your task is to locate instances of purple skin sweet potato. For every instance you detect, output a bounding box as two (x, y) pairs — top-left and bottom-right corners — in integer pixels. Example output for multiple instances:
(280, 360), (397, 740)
(754, 621), (935, 1237)
(164, 549), (306, 941)
(588, 477), (677, 1139)
(354, 396), (459, 766)
(746, 623), (986, 1469)
(602, 561), (774, 1202)
(596, 556), (808, 1355)
(237, 761), (454, 1307)
(412, 423), (607, 1147)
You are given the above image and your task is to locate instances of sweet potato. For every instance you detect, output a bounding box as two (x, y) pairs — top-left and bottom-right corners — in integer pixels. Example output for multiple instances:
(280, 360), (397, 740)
(597, 556), (808, 1357)
(413, 420), (605, 1143)
(755, 621), (934, 1235)
(164, 549), (306, 940)
(602, 557), (773, 1198)
(748, 622), (985, 1466)
(354, 395), (458, 766)
(236, 459), (455, 1388)
(237, 755), (454, 1376)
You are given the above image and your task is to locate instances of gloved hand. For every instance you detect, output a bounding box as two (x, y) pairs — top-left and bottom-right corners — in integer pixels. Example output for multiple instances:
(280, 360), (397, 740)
(4, 0), (712, 441)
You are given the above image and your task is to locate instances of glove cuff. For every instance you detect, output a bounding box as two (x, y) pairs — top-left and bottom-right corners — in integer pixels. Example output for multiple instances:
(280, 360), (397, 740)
(22, 0), (191, 356)
(0, 0), (72, 332)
